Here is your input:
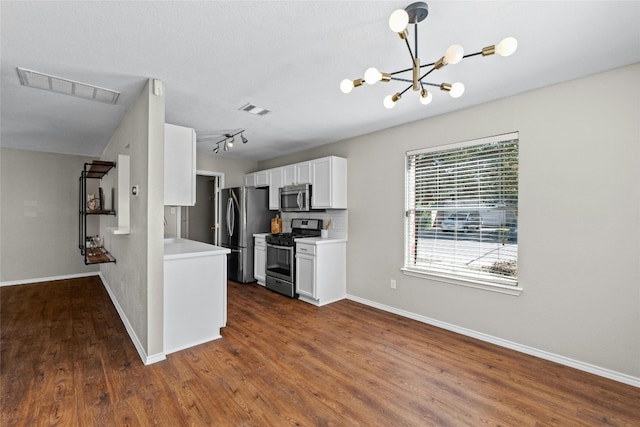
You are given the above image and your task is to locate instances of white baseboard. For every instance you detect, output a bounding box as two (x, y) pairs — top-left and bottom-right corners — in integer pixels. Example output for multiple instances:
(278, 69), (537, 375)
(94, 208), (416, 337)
(98, 273), (166, 366)
(347, 294), (640, 389)
(1, 271), (99, 287)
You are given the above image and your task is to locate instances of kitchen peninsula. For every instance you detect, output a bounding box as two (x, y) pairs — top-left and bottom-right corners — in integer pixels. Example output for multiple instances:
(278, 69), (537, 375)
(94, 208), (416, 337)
(163, 238), (230, 354)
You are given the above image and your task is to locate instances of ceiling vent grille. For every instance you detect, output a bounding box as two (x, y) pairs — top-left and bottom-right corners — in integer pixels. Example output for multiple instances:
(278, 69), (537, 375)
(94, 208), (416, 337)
(16, 67), (120, 105)
(239, 103), (270, 116)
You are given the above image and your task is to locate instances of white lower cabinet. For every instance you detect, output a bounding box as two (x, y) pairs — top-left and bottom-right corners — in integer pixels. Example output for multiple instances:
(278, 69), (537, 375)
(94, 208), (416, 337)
(295, 239), (346, 306)
(254, 234), (267, 286)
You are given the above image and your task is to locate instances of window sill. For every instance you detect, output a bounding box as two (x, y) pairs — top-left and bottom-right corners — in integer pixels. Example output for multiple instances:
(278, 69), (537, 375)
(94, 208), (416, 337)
(401, 267), (523, 296)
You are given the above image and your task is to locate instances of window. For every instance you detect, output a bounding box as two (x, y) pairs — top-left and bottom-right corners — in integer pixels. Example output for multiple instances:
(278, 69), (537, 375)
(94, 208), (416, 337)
(403, 132), (519, 292)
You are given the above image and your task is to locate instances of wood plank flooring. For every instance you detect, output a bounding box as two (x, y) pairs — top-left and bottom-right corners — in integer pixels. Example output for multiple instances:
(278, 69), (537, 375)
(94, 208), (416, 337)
(1, 276), (639, 426)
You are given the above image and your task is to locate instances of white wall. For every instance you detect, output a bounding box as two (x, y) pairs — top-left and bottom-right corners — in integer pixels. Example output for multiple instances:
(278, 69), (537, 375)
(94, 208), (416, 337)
(99, 79), (165, 360)
(0, 148), (99, 282)
(259, 64), (640, 380)
(196, 152), (258, 188)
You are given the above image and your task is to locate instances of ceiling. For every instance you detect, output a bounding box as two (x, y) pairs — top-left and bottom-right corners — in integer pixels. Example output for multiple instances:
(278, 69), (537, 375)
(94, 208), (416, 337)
(1, 1), (639, 162)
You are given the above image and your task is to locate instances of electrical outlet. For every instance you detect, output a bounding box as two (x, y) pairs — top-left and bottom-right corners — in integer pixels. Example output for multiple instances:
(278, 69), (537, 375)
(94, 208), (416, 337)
(390, 279), (397, 289)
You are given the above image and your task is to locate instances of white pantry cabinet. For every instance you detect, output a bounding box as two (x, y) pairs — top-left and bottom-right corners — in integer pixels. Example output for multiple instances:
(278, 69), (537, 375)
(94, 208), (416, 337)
(164, 123), (196, 206)
(295, 239), (346, 306)
(254, 234), (267, 286)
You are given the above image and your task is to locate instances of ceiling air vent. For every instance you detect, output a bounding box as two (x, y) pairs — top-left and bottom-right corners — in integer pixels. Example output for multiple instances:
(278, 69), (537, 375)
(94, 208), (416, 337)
(239, 103), (270, 116)
(16, 67), (120, 105)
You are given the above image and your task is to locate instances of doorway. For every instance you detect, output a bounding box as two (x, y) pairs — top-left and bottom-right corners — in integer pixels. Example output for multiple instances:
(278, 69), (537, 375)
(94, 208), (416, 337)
(180, 174), (221, 245)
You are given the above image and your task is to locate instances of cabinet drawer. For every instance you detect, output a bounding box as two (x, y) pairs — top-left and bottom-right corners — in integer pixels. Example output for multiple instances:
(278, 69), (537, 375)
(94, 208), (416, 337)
(296, 243), (316, 255)
(255, 238), (266, 247)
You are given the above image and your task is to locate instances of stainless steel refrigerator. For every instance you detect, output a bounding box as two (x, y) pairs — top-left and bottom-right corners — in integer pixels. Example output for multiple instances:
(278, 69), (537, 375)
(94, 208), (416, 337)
(220, 186), (271, 283)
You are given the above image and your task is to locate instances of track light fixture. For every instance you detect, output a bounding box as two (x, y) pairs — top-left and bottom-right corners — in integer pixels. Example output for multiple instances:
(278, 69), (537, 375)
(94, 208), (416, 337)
(340, 2), (517, 109)
(205, 129), (247, 154)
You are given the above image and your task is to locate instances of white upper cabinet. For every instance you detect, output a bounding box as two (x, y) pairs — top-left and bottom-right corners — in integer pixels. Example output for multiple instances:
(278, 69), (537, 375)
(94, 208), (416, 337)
(296, 162), (312, 184)
(164, 123), (196, 206)
(282, 165), (296, 186)
(246, 156), (347, 210)
(311, 156), (347, 209)
(245, 173), (256, 187)
(268, 168), (283, 210)
(255, 170), (269, 187)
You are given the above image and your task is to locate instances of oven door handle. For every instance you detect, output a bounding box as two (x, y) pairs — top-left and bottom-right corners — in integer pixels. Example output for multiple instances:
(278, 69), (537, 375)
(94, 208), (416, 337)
(267, 243), (294, 251)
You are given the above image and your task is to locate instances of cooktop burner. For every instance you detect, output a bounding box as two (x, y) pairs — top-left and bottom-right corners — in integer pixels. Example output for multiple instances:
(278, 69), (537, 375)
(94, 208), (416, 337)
(265, 218), (323, 246)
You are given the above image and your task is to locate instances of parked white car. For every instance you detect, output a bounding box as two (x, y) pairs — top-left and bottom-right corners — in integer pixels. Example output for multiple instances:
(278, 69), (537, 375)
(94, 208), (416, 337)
(441, 212), (482, 232)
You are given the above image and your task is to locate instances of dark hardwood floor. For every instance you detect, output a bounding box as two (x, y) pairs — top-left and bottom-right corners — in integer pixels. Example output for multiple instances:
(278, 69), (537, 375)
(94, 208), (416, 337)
(1, 276), (639, 426)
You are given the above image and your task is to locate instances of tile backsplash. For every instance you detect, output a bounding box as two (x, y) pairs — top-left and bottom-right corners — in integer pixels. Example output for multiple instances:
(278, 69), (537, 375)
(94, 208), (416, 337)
(280, 210), (348, 239)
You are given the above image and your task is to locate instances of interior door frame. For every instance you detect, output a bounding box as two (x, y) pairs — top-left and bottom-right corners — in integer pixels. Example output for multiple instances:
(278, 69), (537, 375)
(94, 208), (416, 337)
(179, 170), (224, 245)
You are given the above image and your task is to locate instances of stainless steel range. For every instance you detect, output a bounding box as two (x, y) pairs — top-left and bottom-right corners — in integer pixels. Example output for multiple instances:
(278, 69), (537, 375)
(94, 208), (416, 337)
(265, 218), (323, 298)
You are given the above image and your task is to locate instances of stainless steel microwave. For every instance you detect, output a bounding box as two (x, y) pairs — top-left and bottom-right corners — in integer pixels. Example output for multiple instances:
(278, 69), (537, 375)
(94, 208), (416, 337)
(279, 183), (311, 212)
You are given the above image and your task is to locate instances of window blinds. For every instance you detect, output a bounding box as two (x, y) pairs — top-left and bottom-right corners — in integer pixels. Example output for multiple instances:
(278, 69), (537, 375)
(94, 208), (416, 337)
(404, 132), (519, 285)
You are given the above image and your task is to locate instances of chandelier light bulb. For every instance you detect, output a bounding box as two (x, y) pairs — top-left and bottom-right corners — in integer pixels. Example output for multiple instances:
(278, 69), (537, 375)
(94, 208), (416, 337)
(419, 89), (433, 105)
(389, 9), (409, 33)
(444, 44), (464, 65)
(449, 82), (465, 98)
(383, 95), (396, 109)
(340, 78), (354, 94)
(496, 37), (518, 57)
(364, 67), (382, 85)
(241, 133), (248, 144)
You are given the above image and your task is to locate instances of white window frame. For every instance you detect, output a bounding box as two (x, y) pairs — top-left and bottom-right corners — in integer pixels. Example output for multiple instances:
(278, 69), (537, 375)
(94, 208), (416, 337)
(402, 132), (523, 296)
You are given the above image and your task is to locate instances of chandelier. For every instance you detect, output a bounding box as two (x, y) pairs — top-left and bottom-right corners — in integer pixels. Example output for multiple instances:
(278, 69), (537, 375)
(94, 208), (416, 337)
(340, 2), (517, 108)
(203, 129), (248, 154)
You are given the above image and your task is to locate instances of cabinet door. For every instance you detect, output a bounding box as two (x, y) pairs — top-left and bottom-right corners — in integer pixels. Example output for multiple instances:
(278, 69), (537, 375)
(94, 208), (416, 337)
(255, 171), (269, 187)
(311, 157), (332, 209)
(282, 165), (296, 186)
(295, 253), (315, 298)
(268, 168), (282, 210)
(296, 162), (312, 184)
(164, 124), (196, 206)
(254, 241), (266, 285)
(245, 173), (256, 187)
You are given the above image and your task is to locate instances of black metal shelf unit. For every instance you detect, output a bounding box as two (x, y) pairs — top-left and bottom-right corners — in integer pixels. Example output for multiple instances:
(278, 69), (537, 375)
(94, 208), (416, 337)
(78, 160), (117, 265)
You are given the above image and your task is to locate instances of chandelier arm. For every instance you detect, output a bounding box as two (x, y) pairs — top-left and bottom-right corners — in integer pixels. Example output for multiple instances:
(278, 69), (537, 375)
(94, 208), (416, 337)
(463, 51), (483, 59)
(390, 77), (413, 83)
(419, 61), (437, 68)
(399, 83), (414, 97)
(418, 66), (437, 81)
(391, 67), (413, 76)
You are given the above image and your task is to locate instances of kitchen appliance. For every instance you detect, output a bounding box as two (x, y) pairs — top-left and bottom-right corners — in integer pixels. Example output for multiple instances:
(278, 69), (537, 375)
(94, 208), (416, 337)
(265, 218), (323, 297)
(220, 186), (271, 283)
(279, 183), (311, 212)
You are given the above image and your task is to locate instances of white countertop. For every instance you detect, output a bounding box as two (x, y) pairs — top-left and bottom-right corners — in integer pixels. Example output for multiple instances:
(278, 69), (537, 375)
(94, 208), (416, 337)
(253, 233), (269, 238)
(164, 238), (231, 260)
(295, 236), (348, 245)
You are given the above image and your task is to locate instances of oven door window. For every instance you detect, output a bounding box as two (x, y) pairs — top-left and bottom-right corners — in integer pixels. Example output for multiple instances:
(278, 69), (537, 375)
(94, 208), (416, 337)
(266, 245), (293, 281)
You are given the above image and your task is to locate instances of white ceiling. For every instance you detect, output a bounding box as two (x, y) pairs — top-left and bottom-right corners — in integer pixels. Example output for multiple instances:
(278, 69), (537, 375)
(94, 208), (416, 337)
(1, 1), (639, 162)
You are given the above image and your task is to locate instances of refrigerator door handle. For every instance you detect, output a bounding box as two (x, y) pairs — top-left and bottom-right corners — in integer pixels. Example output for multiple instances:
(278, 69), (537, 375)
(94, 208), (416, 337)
(226, 197), (233, 237)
